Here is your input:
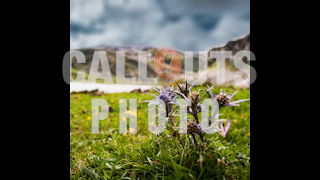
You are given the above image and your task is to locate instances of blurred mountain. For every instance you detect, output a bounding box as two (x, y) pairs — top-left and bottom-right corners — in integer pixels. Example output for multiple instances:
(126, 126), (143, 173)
(71, 46), (190, 81)
(209, 34), (250, 53)
(71, 46), (159, 80)
(208, 34), (250, 66)
(72, 34), (250, 86)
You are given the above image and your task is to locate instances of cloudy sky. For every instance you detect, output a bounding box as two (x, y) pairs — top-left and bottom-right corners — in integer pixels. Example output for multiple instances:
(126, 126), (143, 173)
(70, 0), (250, 52)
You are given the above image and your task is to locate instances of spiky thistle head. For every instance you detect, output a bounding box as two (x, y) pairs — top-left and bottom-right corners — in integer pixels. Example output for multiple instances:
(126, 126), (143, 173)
(187, 121), (203, 135)
(175, 80), (196, 97)
(190, 91), (200, 104)
(176, 83), (188, 92)
(143, 85), (178, 105)
(208, 88), (250, 108)
(215, 92), (231, 107)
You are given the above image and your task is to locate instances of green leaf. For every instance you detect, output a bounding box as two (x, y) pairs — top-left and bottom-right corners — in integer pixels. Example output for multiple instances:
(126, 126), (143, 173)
(103, 172), (111, 179)
(230, 153), (236, 161)
(217, 142), (224, 148)
(105, 163), (113, 169)
(147, 157), (153, 165)
(115, 164), (124, 169)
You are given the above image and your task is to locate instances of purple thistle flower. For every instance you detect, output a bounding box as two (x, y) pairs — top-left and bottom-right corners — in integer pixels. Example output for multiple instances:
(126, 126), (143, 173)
(197, 114), (227, 133)
(143, 85), (178, 105)
(216, 120), (231, 137)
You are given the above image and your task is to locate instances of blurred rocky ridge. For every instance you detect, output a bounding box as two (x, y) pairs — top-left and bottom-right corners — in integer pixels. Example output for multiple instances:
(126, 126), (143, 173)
(72, 34), (250, 87)
(208, 34), (250, 56)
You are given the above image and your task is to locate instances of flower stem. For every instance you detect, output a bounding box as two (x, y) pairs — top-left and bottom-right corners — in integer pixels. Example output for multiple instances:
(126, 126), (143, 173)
(167, 104), (175, 126)
(192, 106), (199, 124)
(192, 134), (198, 147)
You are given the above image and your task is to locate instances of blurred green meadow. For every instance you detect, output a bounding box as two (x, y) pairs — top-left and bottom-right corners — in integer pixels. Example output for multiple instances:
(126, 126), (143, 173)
(70, 85), (250, 179)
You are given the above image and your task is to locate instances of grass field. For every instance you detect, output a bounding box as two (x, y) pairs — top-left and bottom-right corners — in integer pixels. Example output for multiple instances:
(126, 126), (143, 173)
(70, 85), (250, 179)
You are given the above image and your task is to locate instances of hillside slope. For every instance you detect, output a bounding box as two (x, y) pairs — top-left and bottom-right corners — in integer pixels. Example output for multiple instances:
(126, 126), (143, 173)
(71, 34), (250, 86)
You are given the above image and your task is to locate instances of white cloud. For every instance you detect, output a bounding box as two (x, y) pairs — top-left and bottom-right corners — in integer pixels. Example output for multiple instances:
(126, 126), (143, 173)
(70, 0), (105, 26)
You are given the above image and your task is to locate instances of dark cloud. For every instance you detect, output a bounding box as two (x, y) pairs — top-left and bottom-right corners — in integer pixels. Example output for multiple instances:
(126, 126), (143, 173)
(70, 22), (103, 36)
(70, 0), (250, 51)
(192, 14), (221, 30)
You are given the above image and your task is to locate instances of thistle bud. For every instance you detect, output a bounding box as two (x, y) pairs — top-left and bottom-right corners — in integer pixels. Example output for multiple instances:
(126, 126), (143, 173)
(159, 94), (170, 104)
(215, 93), (231, 107)
(177, 83), (189, 95)
(190, 91), (200, 104)
(187, 121), (202, 135)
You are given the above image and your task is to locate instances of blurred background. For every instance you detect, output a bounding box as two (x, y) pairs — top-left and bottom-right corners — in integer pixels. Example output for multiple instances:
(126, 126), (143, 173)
(70, 0), (250, 92)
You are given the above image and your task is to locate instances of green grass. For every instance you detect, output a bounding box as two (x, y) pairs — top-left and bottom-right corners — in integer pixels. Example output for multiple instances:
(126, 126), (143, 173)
(70, 85), (250, 179)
